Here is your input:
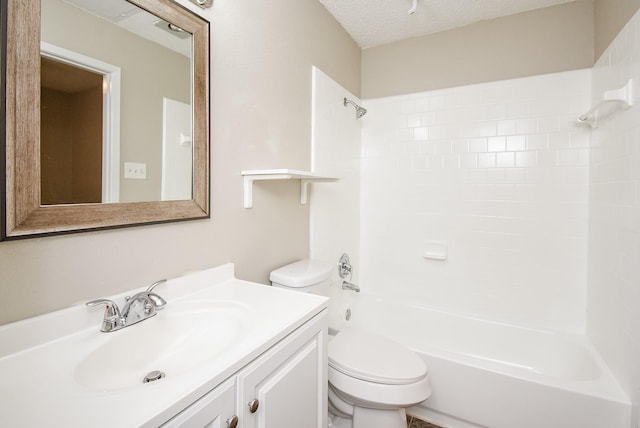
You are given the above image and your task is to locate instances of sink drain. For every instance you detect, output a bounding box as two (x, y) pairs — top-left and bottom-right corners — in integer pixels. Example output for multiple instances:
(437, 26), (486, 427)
(143, 370), (165, 383)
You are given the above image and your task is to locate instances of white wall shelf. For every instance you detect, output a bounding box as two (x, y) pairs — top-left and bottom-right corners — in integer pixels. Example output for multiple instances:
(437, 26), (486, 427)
(241, 169), (339, 208)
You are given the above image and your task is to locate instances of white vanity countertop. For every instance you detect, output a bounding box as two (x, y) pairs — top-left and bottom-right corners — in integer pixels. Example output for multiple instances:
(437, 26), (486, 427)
(0, 263), (328, 427)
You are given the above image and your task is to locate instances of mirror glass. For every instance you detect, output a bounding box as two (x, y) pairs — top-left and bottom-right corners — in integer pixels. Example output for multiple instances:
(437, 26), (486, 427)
(2, 0), (209, 240)
(40, 0), (193, 204)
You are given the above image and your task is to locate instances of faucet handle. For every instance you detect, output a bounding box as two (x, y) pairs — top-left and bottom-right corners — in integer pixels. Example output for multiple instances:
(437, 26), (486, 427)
(86, 299), (120, 316)
(338, 253), (353, 280)
(146, 279), (167, 310)
(147, 292), (167, 310)
(86, 299), (122, 332)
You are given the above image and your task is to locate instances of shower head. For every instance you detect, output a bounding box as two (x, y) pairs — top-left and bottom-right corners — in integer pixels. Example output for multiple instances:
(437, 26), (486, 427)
(344, 97), (367, 119)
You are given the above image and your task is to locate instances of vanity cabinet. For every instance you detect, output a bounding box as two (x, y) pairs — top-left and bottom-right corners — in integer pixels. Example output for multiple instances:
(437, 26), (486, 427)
(0, 264), (329, 428)
(239, 311), (327, 428)
(162, 310), (327, 428)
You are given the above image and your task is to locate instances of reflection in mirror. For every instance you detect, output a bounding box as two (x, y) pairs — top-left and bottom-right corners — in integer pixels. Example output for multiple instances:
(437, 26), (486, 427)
(40, 0), (192, 204)
(2, 0), (210, 240)
(41, 55), (104, 204)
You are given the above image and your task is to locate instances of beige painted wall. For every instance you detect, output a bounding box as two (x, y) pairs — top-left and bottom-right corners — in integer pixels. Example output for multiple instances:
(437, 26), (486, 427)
(361, 0), (594, 98)
(0, 0), (360, 325)
(594, 0), (640, 59)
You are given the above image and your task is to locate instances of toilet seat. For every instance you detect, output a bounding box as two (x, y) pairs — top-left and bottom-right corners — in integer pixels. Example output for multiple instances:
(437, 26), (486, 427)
(328, 329), (431, 409)
(329, 329), (427, 385)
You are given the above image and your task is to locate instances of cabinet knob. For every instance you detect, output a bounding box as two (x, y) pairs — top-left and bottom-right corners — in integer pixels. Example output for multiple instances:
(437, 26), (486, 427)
(226, 415), (239, 428)
(248, 399), (260, 413)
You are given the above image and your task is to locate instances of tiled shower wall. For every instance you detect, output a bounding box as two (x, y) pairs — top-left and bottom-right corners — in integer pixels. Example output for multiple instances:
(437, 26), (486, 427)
(360, 70), (591, 333)
(588, 8), (640, 422)
(310, 67), (361, 328)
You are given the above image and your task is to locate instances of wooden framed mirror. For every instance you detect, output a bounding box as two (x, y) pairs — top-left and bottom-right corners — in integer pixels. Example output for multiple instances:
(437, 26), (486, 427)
(1, 0), (209, 240)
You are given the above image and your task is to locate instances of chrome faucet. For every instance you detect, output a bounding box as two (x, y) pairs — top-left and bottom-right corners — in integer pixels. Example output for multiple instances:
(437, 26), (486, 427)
(338, 253), (360, 292)
(86, 279), (167, 332)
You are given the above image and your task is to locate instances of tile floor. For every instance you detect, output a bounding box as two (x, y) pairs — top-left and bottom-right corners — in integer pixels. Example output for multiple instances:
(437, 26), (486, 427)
(407, 415), (443, 428)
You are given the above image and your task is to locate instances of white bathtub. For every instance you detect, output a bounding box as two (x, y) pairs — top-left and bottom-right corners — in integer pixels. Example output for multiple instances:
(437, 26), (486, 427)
(331, 294), (631, 428)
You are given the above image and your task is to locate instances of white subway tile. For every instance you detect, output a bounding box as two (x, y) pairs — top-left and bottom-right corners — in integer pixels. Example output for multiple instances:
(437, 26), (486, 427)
(517, 118), (538, 134)
(429, 125), (450, 140)
(515, 151), (537, 167)
(478, 152), (497, 168)
(451, 139), (468, 154)
(479, 121), (498, 137)
(556, 148), (580, 167)
(421, 112), (438, 126)
(507, 102), (527, 118)
(469, 138), (488, 152)
(480, 104), (507, 121)
(431, 95), (447, 110)
(461, 153), (479, 169)
(427, 154), (444, 169)
(412, 156), (428, 170)
(469, 169), (487, 184)
(506, 135), (526, 151)
(435, 140), (453, 154)
(549, 132), (572, 148)
(414, 97), (430, 112)
(414, 127), (429, 140)
(538, 117), (559, 133)
(407, 114), (422, 128)
(459, 123), (479, 138)
(497, 119), (517, 136)
(419, 141), (437, 155)
(524, 167), (544, 184)
(526, 134), (548, 150)
(399, 128), (414, 142)
(486, 168), (506, 184)
(407, 141), (421, 155)
(497, 152), (516, 168)
(567, 167), (589, 184)
(401, 99), (415, 114)
(506, 168), (525, 184)
(488, 136), (507, 152)
(437, 109), (458, 124)
(527, 99), (549, 117)
(443, 154), (461, 169)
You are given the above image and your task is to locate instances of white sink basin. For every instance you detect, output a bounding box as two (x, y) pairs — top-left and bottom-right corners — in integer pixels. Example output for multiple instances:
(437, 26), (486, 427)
(74, 299), (254, 391)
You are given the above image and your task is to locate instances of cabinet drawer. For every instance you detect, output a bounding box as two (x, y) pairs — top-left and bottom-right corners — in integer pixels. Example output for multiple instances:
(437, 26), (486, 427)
(162, 378), (237, 428)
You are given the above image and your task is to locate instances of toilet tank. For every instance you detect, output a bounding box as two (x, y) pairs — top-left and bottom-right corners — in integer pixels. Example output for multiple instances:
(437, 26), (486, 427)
(270, 260), (333, 296)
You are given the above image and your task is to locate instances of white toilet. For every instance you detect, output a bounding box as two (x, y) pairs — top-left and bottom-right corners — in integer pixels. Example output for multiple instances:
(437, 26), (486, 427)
(270, 260), (432, 428)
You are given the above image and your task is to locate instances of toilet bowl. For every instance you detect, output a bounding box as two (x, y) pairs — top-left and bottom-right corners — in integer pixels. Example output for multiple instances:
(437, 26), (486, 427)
(270, 260), (432, 428)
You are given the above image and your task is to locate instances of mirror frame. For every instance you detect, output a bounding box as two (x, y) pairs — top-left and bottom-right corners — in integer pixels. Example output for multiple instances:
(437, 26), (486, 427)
(1, 0), (210, 240)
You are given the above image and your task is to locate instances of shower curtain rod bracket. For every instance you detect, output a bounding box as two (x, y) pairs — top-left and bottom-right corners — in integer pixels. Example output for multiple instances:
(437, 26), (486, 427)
(577, 78), (634, 127)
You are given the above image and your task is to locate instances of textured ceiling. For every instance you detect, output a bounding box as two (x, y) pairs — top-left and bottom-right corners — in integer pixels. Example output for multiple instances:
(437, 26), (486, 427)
(318, 0), (575, 49)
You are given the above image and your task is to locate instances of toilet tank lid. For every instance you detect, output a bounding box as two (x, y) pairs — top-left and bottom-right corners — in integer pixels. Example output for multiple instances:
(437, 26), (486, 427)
(270, 260), (333, 287)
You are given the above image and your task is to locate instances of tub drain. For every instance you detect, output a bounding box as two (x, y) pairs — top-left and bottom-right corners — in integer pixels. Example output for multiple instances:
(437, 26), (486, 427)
(143, 370), (165, 383)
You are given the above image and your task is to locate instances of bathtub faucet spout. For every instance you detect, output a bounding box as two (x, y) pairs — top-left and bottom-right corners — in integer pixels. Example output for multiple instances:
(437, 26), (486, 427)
(342, 280), (360, 293)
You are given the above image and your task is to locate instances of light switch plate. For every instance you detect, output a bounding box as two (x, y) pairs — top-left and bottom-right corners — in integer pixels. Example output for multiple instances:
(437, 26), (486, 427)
(124, 162), (146, 179)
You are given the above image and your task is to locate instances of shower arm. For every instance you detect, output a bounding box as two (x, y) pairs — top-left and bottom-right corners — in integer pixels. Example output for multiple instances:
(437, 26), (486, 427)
(343, 97), (367, 119)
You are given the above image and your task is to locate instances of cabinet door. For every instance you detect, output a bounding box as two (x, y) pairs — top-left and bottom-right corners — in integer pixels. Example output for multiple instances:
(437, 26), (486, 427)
(162, 378), (238, 428)
(239, 311), (328, 428)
